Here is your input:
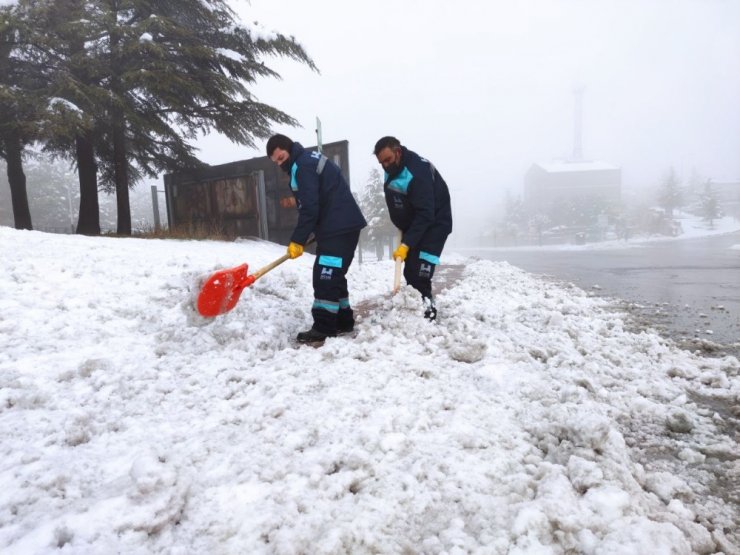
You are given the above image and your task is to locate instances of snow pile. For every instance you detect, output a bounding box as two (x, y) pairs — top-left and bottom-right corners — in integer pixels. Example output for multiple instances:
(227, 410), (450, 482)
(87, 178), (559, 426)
(0, 227), (737, 554)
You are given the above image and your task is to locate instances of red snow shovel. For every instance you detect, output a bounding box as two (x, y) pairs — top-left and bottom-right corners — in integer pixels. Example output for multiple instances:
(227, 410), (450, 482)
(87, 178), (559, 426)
(197, 249), (300, 317)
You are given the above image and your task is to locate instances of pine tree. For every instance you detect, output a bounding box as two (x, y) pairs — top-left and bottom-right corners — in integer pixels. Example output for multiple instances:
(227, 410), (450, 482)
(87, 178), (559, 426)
(91, 0), (317, 234)
(699, 179), (720, 228)
(9, 0), (108, 234)
(0, 2), (37, 229)
(503, 190), (529, 239)
(658, 167), (683, 218)
(528, 213), (550, 246)
(3, 0), (316, 236)
(358, 168), (395, 259)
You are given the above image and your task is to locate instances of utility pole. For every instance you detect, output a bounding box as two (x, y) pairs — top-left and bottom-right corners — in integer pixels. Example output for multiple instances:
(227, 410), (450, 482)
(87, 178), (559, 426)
(151, 185), (162, 231)
(315, 117), (323, 153)
(572, 85), (585, 162)
(65, 181), (74, 232)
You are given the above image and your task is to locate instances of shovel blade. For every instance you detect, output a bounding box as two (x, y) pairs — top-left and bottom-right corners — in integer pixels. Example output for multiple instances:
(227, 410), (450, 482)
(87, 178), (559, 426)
(196, 263), (250, 317)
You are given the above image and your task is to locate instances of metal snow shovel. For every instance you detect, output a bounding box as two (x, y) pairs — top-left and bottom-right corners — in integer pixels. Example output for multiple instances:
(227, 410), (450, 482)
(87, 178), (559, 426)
(196, 240), (313, 318)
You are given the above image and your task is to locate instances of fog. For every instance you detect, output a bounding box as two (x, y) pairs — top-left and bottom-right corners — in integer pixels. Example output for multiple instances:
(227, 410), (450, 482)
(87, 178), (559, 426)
(193, 0), (740, 241)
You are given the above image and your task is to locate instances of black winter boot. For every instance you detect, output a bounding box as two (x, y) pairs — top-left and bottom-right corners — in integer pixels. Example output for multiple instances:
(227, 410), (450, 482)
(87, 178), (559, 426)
(337, 307), (355, 335)
(336, 323), (354, 335)
(296, 327), (334, 343)
(423, 297), (437, 321)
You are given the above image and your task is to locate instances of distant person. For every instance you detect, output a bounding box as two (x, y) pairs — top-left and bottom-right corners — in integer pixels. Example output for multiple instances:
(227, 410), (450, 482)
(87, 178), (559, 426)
(373, 136), (453, 320)
(267, 134), (367, 343)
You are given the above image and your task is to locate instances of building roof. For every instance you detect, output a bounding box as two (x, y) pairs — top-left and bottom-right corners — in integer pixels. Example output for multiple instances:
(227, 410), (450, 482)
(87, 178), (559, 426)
(533, 160), (620, 173)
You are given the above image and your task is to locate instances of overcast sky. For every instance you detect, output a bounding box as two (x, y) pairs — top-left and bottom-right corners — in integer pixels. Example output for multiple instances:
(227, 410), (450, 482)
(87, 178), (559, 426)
(196, 0), (740, 235)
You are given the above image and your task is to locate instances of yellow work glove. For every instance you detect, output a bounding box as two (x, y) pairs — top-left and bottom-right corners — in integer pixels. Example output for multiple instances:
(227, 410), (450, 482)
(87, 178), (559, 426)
(287, 242), (304, 259)
(393, 243), (409, 261)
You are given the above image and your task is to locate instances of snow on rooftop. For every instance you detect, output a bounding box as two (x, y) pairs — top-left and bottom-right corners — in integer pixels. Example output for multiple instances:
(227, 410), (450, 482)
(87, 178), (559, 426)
(535, 160), (620, 173)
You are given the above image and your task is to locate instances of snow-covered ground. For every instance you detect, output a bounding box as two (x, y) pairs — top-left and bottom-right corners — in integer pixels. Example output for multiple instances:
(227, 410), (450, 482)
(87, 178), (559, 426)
(1, 226), (738, 554)
(469, 213), (740, 253)
(674, 213), (740, 240)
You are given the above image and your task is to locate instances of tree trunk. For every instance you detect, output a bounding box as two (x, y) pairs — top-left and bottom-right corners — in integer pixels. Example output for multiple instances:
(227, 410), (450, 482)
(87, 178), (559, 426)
(4, 132), (33, 230)
(75, 132), (101, 235)
(108, 15), (132, 236)
(113, 123), (131, 235)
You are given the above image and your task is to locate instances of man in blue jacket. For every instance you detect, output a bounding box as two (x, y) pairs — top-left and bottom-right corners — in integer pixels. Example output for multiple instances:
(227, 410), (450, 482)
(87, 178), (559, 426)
(373, 136), (453, 321)
(267, 134), (367, 343)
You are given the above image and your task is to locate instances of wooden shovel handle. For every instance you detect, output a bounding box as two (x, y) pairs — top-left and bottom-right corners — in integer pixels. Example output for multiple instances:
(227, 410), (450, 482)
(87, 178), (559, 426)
(242, 237), (315, 287)
(392, 258), (402, 294)
(392, 230), (403, 294)
(249, 252), (291, 282)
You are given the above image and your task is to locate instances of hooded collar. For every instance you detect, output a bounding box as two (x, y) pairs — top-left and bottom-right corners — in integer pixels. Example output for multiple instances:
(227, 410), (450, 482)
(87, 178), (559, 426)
(385, 145), (408, 179)
(289, 142), (305, 166)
